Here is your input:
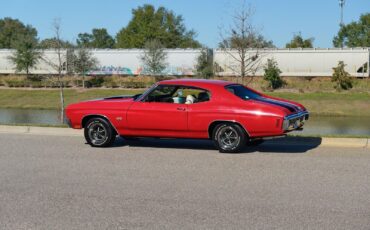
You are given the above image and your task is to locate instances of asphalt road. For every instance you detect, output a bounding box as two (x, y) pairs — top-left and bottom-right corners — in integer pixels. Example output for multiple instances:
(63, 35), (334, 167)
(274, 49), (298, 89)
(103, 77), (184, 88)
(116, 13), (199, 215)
(0, 133), (369, 230)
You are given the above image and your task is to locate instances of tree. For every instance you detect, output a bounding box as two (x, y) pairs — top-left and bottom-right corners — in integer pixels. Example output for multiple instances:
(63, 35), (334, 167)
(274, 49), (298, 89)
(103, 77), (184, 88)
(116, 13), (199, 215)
(116, 4), (201, 48)
(140, 39), (167, 75)
(72, 48), (99, 88)
(218, 3), (264, 84)
(8, 35), (41, 78)
(333, 13), (370, 47)
(196, 48), (213, 79)
(77, 28), (115, 48)
(263, 59), (284, 89)
(41, 19), (66, 123)
(0, 17), (37, 48)
(332, 61), (353, 90)
(285, 32), (314, 48)
(219, 34), (274, 49)
(39, 38), (74, 49)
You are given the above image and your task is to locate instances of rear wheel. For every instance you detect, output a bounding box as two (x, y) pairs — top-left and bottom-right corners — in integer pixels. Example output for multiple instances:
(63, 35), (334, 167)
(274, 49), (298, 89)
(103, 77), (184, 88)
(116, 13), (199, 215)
(84, 117), (116, 147)
(212, 123), (247, 153)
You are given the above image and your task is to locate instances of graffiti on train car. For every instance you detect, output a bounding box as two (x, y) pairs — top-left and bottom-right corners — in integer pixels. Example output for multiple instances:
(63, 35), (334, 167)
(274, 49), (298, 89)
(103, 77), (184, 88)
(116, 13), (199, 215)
(87, 66), (135, 75)
(87, 65), (196, 75)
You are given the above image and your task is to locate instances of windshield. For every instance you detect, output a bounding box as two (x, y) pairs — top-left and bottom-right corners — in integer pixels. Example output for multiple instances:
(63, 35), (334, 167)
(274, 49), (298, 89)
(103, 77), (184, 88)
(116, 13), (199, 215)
(225, 84), (261, 100)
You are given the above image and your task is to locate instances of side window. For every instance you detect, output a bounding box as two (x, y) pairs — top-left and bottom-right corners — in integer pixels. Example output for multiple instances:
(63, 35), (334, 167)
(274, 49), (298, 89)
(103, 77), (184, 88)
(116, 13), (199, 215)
(144, 85), (211, 104)
(173, 87), (211, 104)
(145, 85), (177, 103)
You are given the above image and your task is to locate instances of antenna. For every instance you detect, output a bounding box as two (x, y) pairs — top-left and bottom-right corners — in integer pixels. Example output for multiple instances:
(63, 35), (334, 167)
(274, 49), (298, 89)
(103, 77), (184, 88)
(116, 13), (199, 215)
(339, 0), (345, 26)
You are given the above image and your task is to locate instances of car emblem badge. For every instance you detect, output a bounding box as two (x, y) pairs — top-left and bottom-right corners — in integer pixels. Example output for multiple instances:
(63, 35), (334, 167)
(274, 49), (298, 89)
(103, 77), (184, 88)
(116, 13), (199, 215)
(116, 117), (122, 121)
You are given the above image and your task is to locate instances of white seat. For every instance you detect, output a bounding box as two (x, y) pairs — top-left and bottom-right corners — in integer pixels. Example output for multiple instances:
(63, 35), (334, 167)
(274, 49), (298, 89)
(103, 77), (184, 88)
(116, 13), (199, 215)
(185, 95), (195, 104)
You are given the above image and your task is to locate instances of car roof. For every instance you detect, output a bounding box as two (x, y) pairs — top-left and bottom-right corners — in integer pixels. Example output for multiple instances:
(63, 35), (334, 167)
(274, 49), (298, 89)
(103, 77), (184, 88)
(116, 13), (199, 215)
(159, 79), (233, 88)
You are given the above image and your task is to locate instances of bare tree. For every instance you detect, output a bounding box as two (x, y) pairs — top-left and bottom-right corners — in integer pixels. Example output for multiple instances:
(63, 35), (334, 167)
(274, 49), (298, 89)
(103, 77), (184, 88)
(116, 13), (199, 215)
(219, 2), (268, 85)
(53, 19), (66, 122)
(41, 19), (66, 122)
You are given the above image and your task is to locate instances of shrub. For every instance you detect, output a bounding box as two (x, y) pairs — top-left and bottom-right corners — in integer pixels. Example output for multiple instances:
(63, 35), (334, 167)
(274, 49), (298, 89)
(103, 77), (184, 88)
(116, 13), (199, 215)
(27, 75), (44, 82)
(263, 59), (284, 89)
(332, 61), (353, 90)
(5, 79), (26, 87)
(103, 77), (119, 88)
(121, 81), (146, 88)
(85, 76), (105, 88)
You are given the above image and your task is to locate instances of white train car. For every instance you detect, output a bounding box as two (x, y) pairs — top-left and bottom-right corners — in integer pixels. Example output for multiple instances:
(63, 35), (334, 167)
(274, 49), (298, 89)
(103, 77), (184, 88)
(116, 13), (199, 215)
(214, 48), (370, 77)
(88, 49), (202, 75)
(0, 49), (67, 74)
(1, 48), (369, 77)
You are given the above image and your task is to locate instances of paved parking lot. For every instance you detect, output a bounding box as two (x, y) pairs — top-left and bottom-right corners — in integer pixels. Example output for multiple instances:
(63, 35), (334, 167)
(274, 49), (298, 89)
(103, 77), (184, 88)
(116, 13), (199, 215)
(0, 133), (369, 229)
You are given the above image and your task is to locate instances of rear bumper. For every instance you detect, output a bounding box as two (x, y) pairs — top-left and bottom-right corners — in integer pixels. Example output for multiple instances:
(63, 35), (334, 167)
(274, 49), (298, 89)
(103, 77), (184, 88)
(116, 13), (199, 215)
(283, 111), (309, 132)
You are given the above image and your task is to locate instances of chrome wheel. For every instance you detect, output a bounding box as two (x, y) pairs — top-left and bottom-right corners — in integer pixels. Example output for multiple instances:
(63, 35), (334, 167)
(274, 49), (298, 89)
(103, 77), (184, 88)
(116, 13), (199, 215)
(217, 126), (241, 151)
(84, 117), (116, 147)
(88, 122), (108, 146)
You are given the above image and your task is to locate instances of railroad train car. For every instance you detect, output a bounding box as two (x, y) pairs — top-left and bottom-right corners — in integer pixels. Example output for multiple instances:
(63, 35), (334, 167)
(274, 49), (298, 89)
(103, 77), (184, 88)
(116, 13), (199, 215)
(0, 48), (368, 77)
(213, 48), (370, 77)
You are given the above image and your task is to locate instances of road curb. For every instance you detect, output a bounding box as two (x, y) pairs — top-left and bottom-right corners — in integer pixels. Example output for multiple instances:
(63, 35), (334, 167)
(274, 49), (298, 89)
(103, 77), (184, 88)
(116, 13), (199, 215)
(0, 125), (82, 137)
(0, 125), (369, 149)
(320, 137), (368, 149)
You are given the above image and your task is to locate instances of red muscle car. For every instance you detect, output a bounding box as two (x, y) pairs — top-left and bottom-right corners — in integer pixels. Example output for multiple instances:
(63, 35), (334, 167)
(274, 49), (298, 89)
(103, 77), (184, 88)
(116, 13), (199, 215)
(66, 79), (309, 153)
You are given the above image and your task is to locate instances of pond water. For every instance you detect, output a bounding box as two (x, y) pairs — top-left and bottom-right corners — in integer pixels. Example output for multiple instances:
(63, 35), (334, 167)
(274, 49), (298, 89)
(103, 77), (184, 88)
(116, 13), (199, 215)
(0, 108), (61, 125)
(0, 108), (369, 136)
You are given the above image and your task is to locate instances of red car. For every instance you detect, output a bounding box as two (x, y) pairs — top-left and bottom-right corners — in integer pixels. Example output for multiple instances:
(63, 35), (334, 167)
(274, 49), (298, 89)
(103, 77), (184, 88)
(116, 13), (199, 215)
(66, 79), (309, 153)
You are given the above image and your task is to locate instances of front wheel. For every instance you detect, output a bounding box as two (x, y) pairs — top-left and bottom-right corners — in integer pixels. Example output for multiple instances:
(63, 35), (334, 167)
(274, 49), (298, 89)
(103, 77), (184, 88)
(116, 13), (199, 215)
(212, 123), (247, 153)
(84, 117), (116, 147)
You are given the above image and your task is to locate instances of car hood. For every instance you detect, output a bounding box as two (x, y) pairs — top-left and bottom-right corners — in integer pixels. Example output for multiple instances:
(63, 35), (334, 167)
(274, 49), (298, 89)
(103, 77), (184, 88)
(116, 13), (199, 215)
(66, 95), (135, 111)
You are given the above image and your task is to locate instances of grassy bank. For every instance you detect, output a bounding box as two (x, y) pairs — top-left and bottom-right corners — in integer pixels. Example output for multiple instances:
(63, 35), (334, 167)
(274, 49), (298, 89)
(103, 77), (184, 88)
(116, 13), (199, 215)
(269, 92), (370, 117)
(0, 88), (369, 117)
(0, 88), (143, 110)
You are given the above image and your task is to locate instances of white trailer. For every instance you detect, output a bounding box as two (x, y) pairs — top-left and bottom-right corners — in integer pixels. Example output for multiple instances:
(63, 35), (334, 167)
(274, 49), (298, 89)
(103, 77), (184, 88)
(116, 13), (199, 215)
(214, 48), (370, 77)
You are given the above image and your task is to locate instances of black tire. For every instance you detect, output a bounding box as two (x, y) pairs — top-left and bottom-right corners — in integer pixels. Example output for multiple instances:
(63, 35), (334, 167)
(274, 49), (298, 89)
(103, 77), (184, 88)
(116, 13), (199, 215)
(212, 123), (247, 153)
(246, 139), (264, 146)
(84, 117), (116, 147)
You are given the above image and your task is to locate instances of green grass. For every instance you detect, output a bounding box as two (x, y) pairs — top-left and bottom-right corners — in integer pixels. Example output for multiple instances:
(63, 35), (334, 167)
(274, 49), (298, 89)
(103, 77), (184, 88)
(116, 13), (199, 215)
(0, 88), (144, 110)
(268, 92), (370, 117)
(268, 92), (370, 101)
(0, 88), (369, 117)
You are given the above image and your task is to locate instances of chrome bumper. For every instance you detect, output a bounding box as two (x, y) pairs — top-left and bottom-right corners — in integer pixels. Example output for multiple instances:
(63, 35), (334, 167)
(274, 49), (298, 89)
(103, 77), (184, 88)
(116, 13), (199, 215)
(283, 111), (309, 131)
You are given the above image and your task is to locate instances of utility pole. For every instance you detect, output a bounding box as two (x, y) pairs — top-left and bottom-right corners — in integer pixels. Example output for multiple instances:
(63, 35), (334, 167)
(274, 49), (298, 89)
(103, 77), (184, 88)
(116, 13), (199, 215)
(338, 0), (345, 48)
(339, 0), (345, 27)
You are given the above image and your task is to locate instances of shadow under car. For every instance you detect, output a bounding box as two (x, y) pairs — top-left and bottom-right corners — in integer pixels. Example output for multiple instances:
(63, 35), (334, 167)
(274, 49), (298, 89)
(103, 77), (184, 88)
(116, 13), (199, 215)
(104, 136), (322, 154)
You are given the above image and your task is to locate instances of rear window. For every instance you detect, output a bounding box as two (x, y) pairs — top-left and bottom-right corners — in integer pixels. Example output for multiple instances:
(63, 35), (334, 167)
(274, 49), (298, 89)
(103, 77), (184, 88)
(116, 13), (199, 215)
(225, 84), (261, 100)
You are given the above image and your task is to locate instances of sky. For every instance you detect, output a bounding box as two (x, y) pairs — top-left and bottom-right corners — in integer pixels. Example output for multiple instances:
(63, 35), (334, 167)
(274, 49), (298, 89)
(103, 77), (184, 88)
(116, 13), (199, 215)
(1, 0), (369, 48)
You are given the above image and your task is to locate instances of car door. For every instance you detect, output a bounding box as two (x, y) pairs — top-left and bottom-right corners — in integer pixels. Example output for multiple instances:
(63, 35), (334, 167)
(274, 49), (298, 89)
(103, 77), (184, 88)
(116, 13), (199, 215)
(126, 85), (188, 132)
